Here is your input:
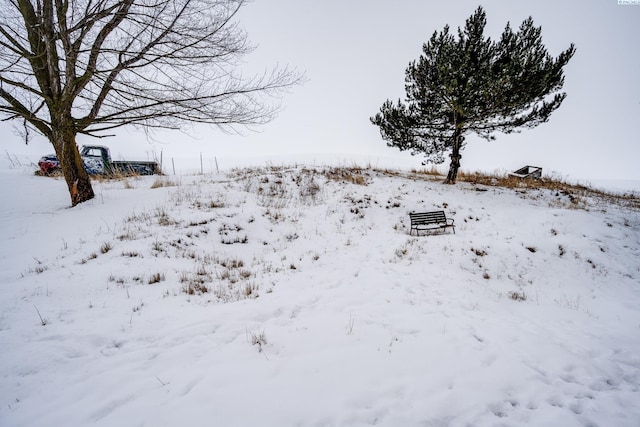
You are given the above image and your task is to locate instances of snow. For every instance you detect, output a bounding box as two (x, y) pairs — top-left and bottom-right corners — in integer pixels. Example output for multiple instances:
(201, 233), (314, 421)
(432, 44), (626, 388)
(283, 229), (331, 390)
(1, 160), (639, 427)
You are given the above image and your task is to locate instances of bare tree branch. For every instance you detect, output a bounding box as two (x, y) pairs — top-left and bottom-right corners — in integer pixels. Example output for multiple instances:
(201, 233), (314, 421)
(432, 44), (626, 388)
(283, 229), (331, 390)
(1, 0), (300, 136)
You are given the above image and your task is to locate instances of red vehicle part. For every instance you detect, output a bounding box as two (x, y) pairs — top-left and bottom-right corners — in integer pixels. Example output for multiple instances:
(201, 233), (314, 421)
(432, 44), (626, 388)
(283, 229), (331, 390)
(38, 155), (60, 174)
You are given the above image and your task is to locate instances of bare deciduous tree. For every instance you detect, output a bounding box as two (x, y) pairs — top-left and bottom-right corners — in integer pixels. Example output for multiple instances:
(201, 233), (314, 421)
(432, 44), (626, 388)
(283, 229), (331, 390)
(0, 0), (300, 205)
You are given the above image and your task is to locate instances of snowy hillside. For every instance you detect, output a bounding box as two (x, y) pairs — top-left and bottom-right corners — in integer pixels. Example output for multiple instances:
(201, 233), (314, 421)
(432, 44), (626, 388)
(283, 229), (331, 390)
(1, 164), (639, 427)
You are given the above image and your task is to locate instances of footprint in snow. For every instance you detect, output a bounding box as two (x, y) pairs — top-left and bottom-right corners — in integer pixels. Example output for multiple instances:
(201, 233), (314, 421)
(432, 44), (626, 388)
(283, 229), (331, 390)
(569, 400), (584, 415)
(488, 399), (519, 418)
(547, 396), (564, 408)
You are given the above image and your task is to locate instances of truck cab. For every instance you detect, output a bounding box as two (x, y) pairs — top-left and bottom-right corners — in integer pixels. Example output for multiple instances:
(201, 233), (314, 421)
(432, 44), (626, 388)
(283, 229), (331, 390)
(80, 145), (112, 174)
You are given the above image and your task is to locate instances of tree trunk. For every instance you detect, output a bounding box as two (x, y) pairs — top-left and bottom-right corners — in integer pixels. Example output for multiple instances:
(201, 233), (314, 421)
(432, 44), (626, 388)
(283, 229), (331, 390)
(51, 121), (94, 206)
(444, 127), (463, 184)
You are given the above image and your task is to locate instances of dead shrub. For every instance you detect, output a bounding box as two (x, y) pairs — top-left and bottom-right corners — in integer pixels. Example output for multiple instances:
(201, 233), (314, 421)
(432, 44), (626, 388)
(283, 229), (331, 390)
(508, 291), (527, 301)
(471, 247), (487, 257)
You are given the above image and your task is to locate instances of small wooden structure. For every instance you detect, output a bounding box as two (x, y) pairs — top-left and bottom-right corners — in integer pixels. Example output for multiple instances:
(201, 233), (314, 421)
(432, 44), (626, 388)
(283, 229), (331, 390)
(509, 165), (542, 179)
(409, 211), (455, 235)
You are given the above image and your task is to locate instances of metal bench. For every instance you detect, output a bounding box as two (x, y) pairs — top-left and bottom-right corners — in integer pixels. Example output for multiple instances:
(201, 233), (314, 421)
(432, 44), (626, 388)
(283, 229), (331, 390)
(509, 165), (542, 179)
(409, 211), (455, 235)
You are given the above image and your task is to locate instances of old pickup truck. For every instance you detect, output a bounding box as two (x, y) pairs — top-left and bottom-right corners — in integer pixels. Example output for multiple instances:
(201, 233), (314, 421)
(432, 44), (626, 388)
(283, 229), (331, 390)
(38, 145), (159, 176)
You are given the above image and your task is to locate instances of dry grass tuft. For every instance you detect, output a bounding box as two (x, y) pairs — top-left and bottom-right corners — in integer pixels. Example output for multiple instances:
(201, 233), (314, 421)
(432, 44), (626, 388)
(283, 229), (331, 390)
(100, 241), (113, 254)
(148, 272), (165, 284)
(508, 290), (527, 302)
(150, 178), (178, 189)
(91, 169), (146, 182)
(457, 170), (639, 210)
(323, 167), (369, 185)
(410, 166), (443, 177)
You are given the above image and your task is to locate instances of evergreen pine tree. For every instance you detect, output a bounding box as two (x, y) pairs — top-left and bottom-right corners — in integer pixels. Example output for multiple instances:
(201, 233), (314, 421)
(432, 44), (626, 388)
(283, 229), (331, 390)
(371, 6), (575, 183)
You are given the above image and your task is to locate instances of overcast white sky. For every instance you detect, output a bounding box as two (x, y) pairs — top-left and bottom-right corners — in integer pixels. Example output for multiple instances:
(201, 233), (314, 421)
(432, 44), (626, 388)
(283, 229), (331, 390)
(3, 0), (640, 182)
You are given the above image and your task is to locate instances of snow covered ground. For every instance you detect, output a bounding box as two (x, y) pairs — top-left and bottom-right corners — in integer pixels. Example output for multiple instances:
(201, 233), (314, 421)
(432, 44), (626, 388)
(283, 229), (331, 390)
(1, 160), (639, 427)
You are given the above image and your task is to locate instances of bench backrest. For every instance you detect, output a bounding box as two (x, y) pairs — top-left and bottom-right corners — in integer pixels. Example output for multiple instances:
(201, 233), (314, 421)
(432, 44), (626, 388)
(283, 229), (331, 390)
(409, 211), (447, 224)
